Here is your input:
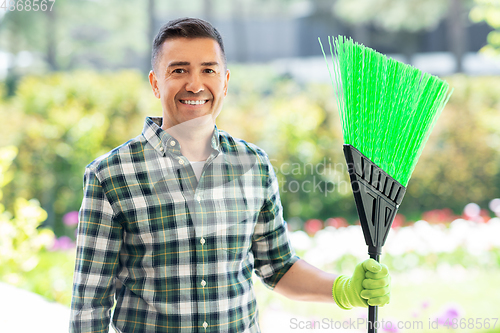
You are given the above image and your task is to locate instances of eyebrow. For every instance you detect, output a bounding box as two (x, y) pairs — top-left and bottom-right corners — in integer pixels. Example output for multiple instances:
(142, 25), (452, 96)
(167, 61), (220, 68)
(201, 62), (219, 67)
(167, 61), (190, 68)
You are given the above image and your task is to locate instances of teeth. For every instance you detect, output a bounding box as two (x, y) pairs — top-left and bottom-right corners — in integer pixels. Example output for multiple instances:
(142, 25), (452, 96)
(181, 100), (207, 105)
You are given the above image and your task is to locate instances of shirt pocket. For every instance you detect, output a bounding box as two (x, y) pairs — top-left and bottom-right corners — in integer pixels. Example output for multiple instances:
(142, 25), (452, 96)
(214, 194), (261, 262)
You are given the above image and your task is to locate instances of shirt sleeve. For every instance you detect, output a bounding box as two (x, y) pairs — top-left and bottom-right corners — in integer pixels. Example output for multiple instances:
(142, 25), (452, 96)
(69, 166), (123, 333)
(252, 153), (300, 289)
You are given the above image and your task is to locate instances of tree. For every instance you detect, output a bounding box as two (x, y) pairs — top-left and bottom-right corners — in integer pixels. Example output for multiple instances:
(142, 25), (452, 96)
(232, 0), (248, 62)
(147, 0), (157, 73)
(203, 0), (214, 23)
(447, 0), (469, 72)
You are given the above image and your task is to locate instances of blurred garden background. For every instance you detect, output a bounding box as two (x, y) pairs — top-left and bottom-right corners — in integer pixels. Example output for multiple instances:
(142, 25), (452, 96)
(1, 0), (500, 332)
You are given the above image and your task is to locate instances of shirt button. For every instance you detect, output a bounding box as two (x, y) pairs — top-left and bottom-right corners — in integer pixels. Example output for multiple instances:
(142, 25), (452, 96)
(201, 280), (206, 287)
(179, 159), (184, 165)
(200, 237), (205, 245)
(197, 196), (201, 202)
(203, 322), (208, 329)
(159, 147), (164, 152)
(170, 140), (176, 146)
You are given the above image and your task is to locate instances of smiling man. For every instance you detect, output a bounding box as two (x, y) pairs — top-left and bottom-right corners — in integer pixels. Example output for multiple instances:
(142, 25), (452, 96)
(69, 18), (391, 333)
(148, 34), (229, 164)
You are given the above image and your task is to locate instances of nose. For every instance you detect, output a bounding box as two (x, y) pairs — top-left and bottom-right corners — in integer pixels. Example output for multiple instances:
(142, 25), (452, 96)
(185, 72), (204, 94)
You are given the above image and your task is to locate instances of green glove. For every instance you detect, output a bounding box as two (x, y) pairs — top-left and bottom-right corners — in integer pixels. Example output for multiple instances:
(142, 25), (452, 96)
(332, 258), (391, 309)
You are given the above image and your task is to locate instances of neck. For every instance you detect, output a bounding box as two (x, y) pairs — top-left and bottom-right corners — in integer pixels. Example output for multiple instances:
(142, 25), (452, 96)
(162, 116), (215, 162)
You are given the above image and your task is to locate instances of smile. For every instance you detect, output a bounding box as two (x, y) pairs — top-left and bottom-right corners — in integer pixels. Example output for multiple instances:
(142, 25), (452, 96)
(180, 100), (208, 105)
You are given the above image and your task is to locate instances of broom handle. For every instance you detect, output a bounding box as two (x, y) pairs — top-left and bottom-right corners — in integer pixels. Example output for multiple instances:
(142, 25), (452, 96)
(368, 252), (380, 333)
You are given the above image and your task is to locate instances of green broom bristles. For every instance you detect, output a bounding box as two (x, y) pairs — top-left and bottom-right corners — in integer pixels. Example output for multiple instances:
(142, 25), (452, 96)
(319, 36), (453, 187)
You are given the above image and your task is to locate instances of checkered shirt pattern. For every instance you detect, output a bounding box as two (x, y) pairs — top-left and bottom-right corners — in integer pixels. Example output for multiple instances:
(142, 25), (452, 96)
(69, 117), (299, 333)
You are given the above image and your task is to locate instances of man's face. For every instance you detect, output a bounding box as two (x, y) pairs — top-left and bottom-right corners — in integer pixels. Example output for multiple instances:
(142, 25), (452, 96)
(149, 37), (230, 129)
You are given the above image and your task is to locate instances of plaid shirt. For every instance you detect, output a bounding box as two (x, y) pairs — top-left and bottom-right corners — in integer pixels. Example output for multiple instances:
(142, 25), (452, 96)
(70, 117), (299, 333)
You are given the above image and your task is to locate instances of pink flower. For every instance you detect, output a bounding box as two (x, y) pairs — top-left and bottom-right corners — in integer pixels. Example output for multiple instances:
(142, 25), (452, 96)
(463, 203), (480, 219)
(461, 205), (491, 223)
(436, 304), (462, 326)
(304, 219), (323, 236)
(479, 209), (491, 222)
(63, 211), (79, 226)
(391, 214), (406, 228)
(489, 198), (500, 216)
(422, 208), (457, 224)
(51, 236), (75, 251)
(325, 217), (348, 228)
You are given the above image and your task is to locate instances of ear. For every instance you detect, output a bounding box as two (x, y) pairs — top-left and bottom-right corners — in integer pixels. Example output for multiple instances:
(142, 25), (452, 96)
(223, 69), (230, 96)
(149, 70), (160, 99)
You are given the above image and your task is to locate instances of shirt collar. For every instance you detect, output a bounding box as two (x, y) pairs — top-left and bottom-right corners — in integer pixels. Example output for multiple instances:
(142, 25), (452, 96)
(142, 117), (221, 155)
(142, 117), (257, 175)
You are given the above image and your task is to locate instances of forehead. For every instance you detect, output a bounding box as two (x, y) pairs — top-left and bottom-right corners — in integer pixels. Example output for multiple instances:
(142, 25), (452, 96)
(158, 37), (224, 67)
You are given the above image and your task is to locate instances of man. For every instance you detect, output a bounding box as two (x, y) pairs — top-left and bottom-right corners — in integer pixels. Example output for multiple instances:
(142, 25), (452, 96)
(70, 18), (391, 333)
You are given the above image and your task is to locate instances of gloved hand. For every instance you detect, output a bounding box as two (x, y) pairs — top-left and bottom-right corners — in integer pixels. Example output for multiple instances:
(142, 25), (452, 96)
(332, 258), (391, 309)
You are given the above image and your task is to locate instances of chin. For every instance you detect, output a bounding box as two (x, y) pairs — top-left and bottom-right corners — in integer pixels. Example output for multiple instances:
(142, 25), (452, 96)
(177, 115), (215, 128)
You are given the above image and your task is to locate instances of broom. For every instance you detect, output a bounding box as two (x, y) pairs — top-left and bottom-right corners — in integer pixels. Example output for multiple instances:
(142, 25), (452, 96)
(319, 36), (452, 333)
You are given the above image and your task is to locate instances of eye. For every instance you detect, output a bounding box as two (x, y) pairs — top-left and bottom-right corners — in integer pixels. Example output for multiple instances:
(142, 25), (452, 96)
(204, 68), (216, 74)
(173, 68), (186, 74)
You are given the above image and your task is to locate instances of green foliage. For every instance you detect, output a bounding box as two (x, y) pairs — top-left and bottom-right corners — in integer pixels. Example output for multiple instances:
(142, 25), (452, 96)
(0, 70), (157, 235)
(470, 0), (500, 55)
(321, 36), (452, 186)
(403, 75), (500, 215)
(0, 147), (75, 306)
(0, 146), (60, 295)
